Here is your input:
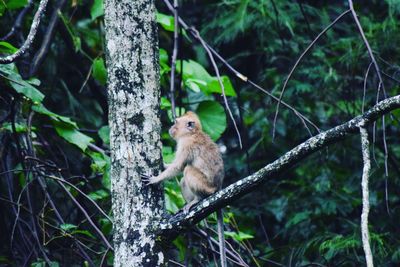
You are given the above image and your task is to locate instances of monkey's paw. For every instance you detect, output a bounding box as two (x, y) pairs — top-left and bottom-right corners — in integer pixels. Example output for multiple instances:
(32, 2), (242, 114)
(140, 173), (157, 186)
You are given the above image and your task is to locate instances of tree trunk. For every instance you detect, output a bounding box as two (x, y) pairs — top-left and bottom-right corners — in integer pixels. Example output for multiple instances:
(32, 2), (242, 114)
(104, 0), (165, 266)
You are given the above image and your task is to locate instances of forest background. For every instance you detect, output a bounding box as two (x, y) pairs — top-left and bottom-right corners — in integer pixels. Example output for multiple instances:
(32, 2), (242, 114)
(0, 0), (399, 266)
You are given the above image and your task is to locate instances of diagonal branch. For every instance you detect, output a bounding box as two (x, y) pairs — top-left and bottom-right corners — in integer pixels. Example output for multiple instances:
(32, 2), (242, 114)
(159, 94), (400, 238)
(0, 0), (49, 64)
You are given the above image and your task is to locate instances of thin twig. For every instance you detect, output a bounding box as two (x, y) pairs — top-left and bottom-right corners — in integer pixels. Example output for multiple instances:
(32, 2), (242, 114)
(190, 28), (243, 148)
(362, 62), (373, 113)
(49, 176), (113, 250)
(348, 0), (386, 100)
(29, 0), (67, 76)
(359, 123), (374, 267)
(169, 0), (179, 120)
(272, 9), (351, 139)
(0, 0), (50, 63)
(43, 173), (112, 222)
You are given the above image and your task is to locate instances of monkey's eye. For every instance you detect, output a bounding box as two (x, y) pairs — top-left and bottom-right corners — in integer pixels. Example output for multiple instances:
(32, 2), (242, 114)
(186, 121), (195, 129)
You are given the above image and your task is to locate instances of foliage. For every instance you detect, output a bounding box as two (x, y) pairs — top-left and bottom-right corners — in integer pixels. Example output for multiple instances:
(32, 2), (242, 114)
(0, 0), (400, 266)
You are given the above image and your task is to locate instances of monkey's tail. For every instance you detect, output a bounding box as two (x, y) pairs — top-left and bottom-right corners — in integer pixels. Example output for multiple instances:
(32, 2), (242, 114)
(217, 209), (227, 267)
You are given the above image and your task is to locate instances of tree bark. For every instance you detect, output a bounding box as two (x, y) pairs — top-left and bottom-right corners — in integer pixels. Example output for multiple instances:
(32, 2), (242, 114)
(104, 0), (165, 266)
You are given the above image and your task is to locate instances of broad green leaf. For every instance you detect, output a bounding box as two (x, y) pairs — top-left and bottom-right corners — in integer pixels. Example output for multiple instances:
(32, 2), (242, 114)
(9, 78), (44, 103)
(156, 12), (174, 32)
(0, 64), (44, 103)
(32, 104), (77, 128)
(53, 121), (93, 151)
(177, 59), (212, 82)
(196, 101), (227, 140)
(90, 0), (103, 20)
(208, 76), (237, 97)
(0, 41), (17, 53)
(176, 59), (236, 96)
(98, 125), (110, 145)
(185, 78), (207, 93)
(92, 57), (107, 85)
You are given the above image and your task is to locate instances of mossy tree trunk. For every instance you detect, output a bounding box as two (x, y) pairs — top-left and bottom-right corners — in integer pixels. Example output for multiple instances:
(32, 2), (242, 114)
(104, 0), (165, 265)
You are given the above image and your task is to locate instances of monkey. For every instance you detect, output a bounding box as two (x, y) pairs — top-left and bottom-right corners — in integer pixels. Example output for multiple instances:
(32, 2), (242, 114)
(141, 111), (227, 267)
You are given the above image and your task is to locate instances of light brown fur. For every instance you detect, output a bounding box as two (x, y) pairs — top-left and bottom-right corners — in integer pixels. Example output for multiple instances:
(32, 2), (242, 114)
(145, 111), (224, 209)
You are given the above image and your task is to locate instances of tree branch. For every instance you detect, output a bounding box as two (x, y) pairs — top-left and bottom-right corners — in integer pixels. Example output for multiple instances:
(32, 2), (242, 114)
(0, 0), (49, 64)
(359, 125), (374, 267)
(159, 94), (400, 238)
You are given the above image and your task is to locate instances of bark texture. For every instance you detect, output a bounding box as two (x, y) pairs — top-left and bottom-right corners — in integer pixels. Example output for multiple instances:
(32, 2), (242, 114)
(104, 0), (165, 266)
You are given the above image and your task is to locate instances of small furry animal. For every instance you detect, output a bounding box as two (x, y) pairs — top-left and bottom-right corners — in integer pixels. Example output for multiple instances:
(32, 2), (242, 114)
(142, 111), (227, 267)
(142, 111), (224, 211)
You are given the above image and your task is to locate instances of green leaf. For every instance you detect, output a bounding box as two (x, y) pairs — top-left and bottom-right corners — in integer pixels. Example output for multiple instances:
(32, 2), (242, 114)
(53, 121), (93, 151)
(5, 0), (28, 10)
(285, 211), (311, 228)
(196, 101), (227, 140)
(176, 59), (236, 96)
(0, 122), (36, 133)
(90, 0), (103, 20)
(225, 231), (254, 242)
(60, 223), (77, 232)
(71, 229), (96, 239)
(98, 125), (110, 145)
(0, 41), (17, 54)
(0, 64), (44, 103)
(208, 76), (237, 97)
(92, 57), (107, 85)
(31, 261), (45, 267)
(32, 104), (77, 128)
(156, 12), (174, 32)
(88, 189), (109, 201)
(160, 97), (171, 110)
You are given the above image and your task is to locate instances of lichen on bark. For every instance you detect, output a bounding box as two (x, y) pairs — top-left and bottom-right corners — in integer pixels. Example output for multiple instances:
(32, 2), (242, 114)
(104, 0), (165, 266)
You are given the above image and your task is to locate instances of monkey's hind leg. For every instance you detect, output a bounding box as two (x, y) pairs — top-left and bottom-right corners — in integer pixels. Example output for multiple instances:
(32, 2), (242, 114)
(181, 166), (216, 213)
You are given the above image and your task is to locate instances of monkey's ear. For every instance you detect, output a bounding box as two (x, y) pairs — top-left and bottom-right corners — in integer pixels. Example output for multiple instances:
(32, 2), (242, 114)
(186, 121), (195, 130)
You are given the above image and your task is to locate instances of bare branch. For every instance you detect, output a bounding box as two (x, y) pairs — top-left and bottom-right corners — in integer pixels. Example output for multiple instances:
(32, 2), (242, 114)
(0, 0), (33, 41)
(348, 0), (386, 99)
(29, 0), (67, 76)
(272, 9), (351, 139)
(169, 0), (179, 120)
(191, 28), (243, 148)
(359, 124), (374, 267)
(0, 0), (49, 64)
(160, 94), (400, 237)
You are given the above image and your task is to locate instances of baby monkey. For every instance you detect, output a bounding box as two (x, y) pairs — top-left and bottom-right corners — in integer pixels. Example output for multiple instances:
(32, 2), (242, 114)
(142, 111), (224, 212)
(142, 111), (227, 266)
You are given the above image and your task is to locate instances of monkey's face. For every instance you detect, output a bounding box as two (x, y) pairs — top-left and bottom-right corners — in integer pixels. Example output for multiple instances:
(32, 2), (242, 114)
(169, 116), (198, 140)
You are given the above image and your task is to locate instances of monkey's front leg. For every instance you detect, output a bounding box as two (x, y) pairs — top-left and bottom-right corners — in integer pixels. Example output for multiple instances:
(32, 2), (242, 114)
(141, 163), (183, 186)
